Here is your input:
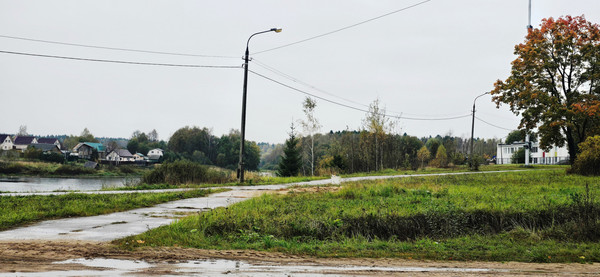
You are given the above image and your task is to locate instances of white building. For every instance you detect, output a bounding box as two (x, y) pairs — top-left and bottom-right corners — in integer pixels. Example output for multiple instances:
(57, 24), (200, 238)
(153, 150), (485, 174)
(106, 149), (135, 163)
(0, 135), (13, 151)
(147, 148), (163, 160)
(496, 142), (569, 165)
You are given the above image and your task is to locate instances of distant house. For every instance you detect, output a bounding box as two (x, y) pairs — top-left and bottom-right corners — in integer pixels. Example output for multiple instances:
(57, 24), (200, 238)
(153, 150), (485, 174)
(106, 149), (134, 163)
(29, 143), (62, 154)
(13, 136), (38, 151)
(496, 142), (569, 165)
(133, 153), (146, 161)
(0, 134), (14, 151)
(37, 138), (62, 150)
(147, 148), (164, 160)
(73, 142), (106, 160)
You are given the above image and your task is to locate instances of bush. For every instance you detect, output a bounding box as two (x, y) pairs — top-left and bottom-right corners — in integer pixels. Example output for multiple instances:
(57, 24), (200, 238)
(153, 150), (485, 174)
(40, 152), (65, 163)
(570, 136), (600, 176)
(118, 165), (137, 174)
(53, 165), (95, 175)
(468, 154), (482, 171)
(141, 160), (231, 185)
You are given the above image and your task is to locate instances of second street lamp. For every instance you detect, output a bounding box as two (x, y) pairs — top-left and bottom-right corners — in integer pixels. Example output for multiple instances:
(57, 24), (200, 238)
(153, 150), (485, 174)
(238, 28), (282, 183)
(469, 92), (489, 165)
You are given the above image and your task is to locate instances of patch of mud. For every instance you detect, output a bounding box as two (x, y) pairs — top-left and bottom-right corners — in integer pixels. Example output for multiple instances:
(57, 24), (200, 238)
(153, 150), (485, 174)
(0, 241), (599, 276)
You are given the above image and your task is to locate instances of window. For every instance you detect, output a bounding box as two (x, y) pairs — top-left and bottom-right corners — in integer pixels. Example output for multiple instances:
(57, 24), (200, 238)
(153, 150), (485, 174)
(531, 147), (538, 153)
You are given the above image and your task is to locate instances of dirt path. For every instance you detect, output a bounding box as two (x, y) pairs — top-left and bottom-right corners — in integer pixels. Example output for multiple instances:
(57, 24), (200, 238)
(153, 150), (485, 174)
(1, 241), (598, 276)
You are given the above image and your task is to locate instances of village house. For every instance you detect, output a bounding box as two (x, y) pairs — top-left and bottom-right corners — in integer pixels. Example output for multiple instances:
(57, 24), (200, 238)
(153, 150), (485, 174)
(0, 134), (13, 151)
(37, 138), (62, 150)
(13, 136), (38, 151)
(147, 148), (164, 160)
(106, 149), (134, 163)
(496, 142), (569, 165)
(73, 142), (106, 160)
(133, 153), (146, 161)
(29, 143), (62, 154)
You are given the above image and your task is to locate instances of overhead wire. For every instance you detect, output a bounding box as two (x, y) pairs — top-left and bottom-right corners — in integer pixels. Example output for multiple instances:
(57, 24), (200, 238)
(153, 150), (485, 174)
(475, 116), (514, 131)
(253, 0), (432, 55)
(251, 58), (470, 118)
(0, 50), (241, 68)
(249, 69), (472, 121)
(0, 34), (239, 59)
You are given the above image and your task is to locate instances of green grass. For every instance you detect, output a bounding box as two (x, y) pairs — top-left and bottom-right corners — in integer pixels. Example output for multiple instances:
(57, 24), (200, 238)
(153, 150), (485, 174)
(120, 169), (600, 263)
(340, 164), (566, 178)
(0, 188), (225, 230)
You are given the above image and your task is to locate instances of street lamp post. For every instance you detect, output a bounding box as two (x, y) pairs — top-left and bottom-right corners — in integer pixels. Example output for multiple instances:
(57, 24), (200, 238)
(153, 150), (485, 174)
(469, 92), (489, 164)
(238, 28), (282, 183)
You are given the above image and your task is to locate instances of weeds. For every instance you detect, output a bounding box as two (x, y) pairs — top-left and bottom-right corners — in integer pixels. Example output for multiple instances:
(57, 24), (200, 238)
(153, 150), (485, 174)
(122, 170), (600, 262)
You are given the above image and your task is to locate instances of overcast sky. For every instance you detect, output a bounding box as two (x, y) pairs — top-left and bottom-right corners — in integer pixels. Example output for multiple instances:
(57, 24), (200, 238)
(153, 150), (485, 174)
(1, 1), (598, 144)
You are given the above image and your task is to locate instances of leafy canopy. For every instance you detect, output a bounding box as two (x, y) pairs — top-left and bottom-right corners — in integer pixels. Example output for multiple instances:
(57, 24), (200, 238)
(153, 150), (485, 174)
(491, 15), (600, 163)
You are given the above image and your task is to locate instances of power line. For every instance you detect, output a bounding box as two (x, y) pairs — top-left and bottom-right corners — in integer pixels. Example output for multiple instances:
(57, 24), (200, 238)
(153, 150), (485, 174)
(0, 50), (242, 68)
(251, 58), (470, 118)
(249, 69), (471, 121)
(251, 59), (370, 108)
(0, 34), (239, 59)
(475, 116), (514, 131)
(253, 0), (432, 55)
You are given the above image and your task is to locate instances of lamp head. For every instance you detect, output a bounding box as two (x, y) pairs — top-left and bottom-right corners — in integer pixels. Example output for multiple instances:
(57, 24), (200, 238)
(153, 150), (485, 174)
(271, 28), (283, 33)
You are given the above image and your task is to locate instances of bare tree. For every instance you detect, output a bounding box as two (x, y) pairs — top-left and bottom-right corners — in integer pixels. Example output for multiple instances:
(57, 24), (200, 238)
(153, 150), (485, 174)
(362, 99), (395, 171)
(300, 97), (321, 176)
(148, 129), (159, 142)
(17, 125), (28, 136)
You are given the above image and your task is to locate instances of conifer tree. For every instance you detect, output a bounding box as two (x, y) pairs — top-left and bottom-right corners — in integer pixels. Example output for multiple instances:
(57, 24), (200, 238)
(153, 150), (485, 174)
(278, 123), (302, 177)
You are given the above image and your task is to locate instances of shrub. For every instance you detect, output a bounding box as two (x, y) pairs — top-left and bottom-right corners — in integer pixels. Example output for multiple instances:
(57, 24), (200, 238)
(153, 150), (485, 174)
(118, 165), (137, 174)
(468, 154), (482, 171)
(141, 160), (231, 185)
(40, 152), (65, 163)
(53, 165), (95, 175)
(570, 136), (600, 176)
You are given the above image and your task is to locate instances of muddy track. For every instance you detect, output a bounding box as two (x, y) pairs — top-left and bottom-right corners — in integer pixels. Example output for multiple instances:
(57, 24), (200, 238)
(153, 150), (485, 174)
(1, 241), (598, 276)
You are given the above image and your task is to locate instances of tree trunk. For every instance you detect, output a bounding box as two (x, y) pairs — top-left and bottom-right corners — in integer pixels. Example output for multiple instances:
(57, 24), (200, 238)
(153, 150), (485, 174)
(565, 127), (578, 164)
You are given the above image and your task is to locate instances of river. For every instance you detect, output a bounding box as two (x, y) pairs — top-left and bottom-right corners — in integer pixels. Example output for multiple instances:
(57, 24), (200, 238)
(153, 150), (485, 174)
(0, 177), (139, 192)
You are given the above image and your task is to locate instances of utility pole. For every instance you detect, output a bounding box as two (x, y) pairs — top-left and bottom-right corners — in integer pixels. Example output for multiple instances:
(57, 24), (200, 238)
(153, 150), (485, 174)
(525, 133), (530, 166)
(469, 92), (488, 165)
(238, 28), (282, 183)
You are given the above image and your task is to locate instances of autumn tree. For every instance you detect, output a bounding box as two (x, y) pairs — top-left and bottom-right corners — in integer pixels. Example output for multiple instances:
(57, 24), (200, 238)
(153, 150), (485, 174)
(491, 15), (600, 164)
(417, 146), (430, 169)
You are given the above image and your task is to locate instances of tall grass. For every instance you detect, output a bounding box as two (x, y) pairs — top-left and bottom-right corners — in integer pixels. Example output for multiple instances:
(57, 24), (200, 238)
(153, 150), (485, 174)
(142, 160), (232, 185)
(123, 170), (600, 262)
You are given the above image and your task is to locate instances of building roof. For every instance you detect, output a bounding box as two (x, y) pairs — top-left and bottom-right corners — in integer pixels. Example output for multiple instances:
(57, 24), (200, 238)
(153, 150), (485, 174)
(13, 136), (36, 145)
(29, 143), (61, 152)
(110, 149), (133, 157)
(37, 138), (60, 144)
(134, 153), (146, 157)
(74, 142), (106, 152)
(0, 134), (11, 143)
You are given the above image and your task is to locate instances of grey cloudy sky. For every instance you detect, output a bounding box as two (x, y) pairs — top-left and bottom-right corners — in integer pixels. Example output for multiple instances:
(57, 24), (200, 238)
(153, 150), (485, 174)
(1, 0), (598, 143)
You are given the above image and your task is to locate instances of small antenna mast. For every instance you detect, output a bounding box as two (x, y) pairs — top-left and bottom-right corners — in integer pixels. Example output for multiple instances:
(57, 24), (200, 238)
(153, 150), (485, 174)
(527, 0), (533, 31)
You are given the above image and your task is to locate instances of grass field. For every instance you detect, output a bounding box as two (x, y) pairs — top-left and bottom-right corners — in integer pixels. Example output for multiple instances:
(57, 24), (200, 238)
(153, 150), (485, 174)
(0, 189), (224, 230)
(120, 169), (600, 263)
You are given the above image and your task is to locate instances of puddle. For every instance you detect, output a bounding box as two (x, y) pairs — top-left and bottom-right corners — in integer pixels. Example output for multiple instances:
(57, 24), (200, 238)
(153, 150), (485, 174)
(0, 258), (509, 277)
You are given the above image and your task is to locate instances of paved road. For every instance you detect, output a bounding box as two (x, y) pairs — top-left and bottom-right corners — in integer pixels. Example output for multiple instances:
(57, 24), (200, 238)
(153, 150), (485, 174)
(0, 170), (528, 241)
